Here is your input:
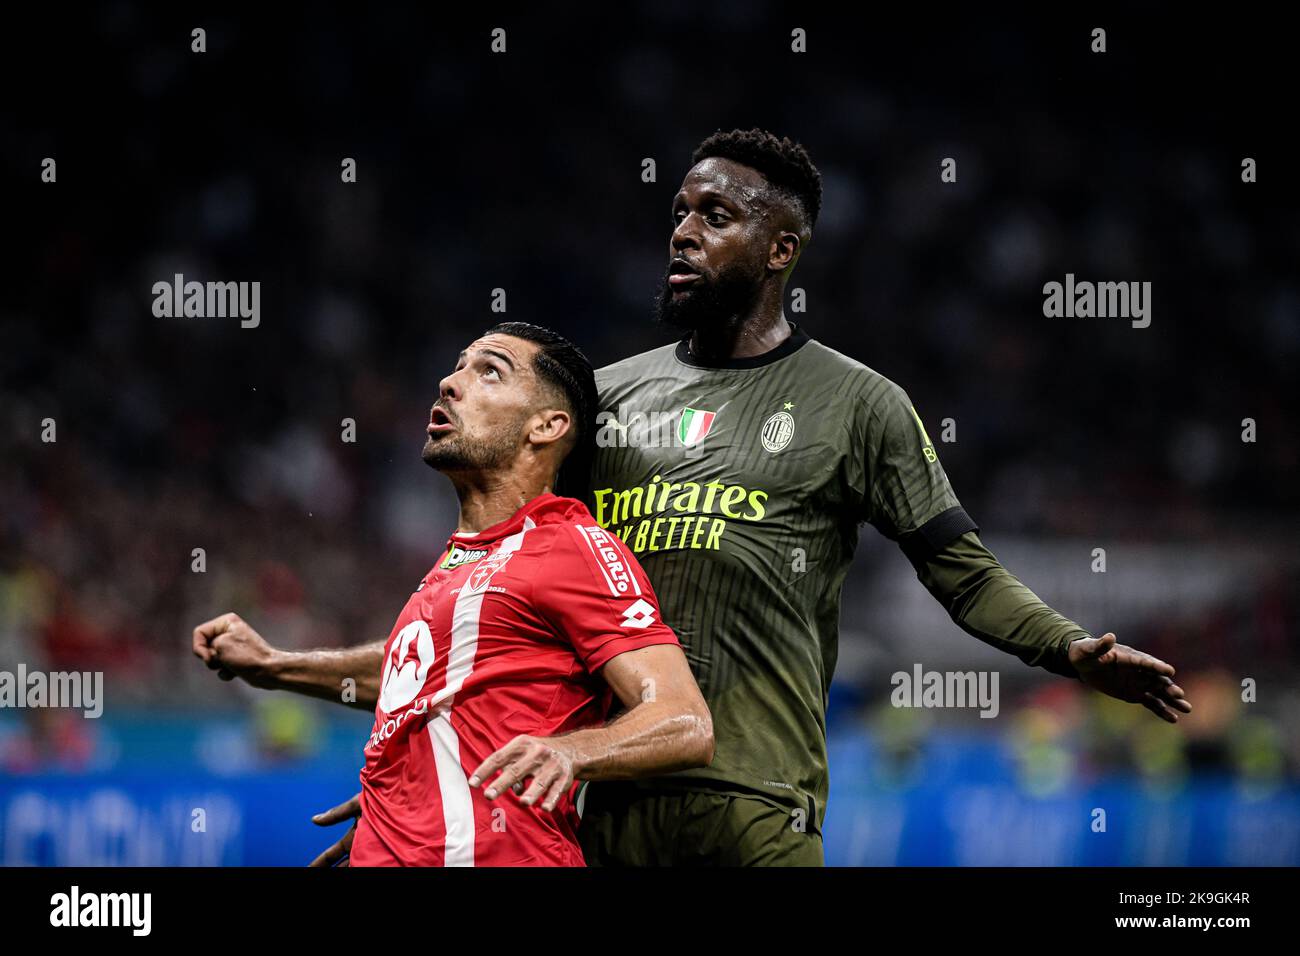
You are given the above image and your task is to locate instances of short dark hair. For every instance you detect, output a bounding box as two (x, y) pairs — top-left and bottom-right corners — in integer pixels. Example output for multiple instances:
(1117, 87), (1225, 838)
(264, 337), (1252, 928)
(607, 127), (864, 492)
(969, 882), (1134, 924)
(691, 127), (822, 236)
(482, 321), (597, 498)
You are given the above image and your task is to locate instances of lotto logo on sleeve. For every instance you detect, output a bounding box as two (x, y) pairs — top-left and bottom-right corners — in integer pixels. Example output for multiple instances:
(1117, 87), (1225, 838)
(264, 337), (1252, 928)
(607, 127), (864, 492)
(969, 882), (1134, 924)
(577, 526), (641, 597)
(621, 599), (656, 628)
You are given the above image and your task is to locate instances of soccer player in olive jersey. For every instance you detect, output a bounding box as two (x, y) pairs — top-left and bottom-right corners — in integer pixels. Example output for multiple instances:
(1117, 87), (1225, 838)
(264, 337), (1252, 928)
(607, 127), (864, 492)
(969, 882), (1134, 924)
(580, 322), (978, 859)
(572, 128), (1190, 866)
(195, 128), (1192, 867)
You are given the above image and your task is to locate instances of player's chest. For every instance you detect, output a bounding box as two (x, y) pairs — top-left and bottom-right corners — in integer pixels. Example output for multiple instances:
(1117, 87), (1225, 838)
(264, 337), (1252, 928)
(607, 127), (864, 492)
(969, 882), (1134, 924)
(591, 379), (850, 529)
(374, 546), (549, 714)
(396, 543), (532, 634)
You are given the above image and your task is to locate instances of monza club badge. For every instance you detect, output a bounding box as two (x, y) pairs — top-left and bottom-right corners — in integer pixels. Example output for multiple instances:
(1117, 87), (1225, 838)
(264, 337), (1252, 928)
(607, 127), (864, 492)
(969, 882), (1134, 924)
(677, 407), (717, 447)
(466, 550), (513, 591)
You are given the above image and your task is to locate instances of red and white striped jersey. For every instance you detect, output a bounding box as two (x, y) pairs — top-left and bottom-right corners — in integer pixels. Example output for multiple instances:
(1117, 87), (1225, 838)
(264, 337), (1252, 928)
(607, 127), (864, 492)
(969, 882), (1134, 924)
(349, 492), (679, 867)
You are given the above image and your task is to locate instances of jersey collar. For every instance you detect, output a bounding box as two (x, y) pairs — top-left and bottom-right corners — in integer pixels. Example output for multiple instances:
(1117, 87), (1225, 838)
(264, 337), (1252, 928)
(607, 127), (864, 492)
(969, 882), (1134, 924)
(448, 492), (558, 545)
(674, 321), (810, 370)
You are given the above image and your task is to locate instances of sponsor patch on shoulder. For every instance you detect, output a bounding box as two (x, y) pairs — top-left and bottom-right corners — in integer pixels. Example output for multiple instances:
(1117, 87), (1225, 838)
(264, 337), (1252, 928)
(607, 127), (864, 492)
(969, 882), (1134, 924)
(576, 525), (641, 597)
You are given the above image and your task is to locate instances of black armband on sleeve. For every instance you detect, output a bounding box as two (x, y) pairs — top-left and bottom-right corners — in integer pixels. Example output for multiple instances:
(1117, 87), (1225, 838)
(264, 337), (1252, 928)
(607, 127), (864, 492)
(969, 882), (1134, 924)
(898, 506), (979, 563)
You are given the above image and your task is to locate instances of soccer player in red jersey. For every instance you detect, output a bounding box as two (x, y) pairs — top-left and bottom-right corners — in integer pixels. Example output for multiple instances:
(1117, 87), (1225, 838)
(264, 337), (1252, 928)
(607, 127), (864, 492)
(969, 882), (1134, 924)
(192, 322), (712, 866)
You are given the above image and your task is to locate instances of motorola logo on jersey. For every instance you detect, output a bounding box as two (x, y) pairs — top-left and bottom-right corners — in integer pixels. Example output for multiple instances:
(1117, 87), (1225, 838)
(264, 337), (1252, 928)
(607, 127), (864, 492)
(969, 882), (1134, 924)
(378, 619), (435, 714)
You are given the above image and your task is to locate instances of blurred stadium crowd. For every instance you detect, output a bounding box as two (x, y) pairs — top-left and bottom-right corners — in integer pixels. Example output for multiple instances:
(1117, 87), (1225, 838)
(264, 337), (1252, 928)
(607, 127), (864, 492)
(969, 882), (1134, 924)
(1, 6), (1296, 819)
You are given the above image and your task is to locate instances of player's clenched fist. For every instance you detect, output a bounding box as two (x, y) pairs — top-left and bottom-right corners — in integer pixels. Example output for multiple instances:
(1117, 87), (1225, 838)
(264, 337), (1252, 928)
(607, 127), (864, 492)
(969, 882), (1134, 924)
(191, 612), (278, 688)
(469, 735), (580, 812)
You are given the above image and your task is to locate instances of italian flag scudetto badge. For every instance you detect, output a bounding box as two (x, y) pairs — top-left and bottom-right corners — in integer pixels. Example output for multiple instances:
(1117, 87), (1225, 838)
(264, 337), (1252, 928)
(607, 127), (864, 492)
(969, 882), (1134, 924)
(678, 407), (717, 446)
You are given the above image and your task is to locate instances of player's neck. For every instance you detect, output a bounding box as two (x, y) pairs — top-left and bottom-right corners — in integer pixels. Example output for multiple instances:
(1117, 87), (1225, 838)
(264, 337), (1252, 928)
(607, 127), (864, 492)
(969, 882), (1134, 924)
(447, 468), (554, 535)
(687, 306), (792, 363)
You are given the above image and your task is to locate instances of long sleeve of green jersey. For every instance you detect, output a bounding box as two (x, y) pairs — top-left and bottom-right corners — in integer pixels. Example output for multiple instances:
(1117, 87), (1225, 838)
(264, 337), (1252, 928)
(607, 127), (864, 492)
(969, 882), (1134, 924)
(904, 530), (1088, 680)
(852, 376), (1087, 680)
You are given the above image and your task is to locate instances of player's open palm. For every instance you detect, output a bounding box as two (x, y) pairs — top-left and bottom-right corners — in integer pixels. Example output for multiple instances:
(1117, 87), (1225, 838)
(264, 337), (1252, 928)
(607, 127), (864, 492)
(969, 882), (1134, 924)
(1068, 632), (1192, 723)
(469, 735), (579, 812)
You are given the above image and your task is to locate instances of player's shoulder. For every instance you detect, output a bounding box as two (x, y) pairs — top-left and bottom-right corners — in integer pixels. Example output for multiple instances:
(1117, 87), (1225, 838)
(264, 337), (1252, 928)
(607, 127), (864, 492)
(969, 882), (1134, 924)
(800, 336), (912, 411)
(527, 497), (641, 587)
(526, 496), (609, 548)
(595, 341), (679, 388)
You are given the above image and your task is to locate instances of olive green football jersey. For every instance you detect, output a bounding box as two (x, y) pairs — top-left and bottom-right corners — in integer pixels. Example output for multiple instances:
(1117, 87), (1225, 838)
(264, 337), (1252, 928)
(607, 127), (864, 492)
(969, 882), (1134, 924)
(588, 323), (977, 829)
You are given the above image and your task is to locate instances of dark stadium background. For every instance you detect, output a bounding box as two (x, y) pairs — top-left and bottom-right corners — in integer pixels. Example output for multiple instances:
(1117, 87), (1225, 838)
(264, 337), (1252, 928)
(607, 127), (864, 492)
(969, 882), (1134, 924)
(1, 6), (1296, 864)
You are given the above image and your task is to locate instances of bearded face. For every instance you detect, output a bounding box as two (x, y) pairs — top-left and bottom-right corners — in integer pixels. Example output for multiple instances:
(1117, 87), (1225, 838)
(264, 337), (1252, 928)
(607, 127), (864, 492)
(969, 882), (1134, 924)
(656, 157), (779, 335)
(421, 405), (528, 473)
(654, 246), (767, 334)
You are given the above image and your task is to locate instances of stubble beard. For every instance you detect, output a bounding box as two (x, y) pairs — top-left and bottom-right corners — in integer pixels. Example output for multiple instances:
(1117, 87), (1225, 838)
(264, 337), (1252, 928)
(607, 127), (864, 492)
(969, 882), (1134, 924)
(421, 420), (520, 474)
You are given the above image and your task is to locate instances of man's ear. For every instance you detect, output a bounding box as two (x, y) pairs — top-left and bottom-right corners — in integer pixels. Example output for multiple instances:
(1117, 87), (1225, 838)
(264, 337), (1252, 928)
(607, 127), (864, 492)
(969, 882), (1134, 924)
(527, 408), (573, 450)
(770, 229), (802, 275)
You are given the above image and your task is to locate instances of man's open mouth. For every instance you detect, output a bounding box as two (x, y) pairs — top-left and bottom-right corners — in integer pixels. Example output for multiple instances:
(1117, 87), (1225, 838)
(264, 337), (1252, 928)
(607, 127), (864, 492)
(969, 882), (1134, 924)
(427, 407), (456, 435)
(668, 259), (703, 288)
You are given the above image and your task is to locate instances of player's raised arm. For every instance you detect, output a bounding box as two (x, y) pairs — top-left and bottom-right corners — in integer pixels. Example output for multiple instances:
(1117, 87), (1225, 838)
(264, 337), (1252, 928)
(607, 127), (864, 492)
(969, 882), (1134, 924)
(904, 531), (1191, 722)
(854, 380), (1191, 723)
(191, 611), (385, 710)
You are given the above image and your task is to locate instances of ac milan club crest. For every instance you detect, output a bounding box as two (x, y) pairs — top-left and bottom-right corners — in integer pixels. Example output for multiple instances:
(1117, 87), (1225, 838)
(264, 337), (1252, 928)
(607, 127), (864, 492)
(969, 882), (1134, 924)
(760, 410), (796, 453)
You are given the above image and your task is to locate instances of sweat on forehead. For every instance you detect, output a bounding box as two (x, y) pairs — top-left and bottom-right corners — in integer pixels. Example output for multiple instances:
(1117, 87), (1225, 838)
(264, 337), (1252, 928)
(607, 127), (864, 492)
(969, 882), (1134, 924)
(682, 164), (793, 228)
(684, 158), (768, 202)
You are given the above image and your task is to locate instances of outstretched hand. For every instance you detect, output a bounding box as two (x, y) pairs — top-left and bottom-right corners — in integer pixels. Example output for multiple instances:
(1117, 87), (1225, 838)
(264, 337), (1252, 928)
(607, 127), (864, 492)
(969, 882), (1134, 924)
(1068, 632), (1192, 723)
(309, 793), (361, 867)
